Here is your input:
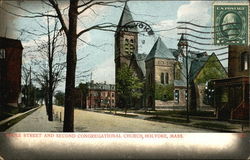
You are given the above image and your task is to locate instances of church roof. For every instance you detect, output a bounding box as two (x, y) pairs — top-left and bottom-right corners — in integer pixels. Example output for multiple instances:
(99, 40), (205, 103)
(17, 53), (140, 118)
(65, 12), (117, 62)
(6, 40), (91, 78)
(117, 2), (138, 33)
(135, 53), (147, 76)
(145, 37), (176, 61)
(189, 56), (209, 81)
(177, 33), (187, 46)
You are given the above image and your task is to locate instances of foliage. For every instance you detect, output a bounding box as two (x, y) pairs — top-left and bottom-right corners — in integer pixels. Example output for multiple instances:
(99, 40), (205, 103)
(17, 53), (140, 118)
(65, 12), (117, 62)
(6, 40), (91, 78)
(116, 65), (144, 108)
(194, 54), (227, 84)
(54, 91), (65, 106)
(155, 83), (174, 101)
(78, 83), (89, 97)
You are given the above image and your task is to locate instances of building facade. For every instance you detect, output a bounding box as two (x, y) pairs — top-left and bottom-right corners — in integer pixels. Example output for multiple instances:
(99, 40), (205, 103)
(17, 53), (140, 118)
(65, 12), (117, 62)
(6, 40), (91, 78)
(0, 37), (23, 111)
(213, 45), (249, 120)
(85, 82), (116, 109)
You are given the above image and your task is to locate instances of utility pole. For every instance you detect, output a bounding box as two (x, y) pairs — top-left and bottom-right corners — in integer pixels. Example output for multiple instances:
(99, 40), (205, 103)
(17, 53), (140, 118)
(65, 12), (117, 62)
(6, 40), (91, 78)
(185, 42), (190, 122)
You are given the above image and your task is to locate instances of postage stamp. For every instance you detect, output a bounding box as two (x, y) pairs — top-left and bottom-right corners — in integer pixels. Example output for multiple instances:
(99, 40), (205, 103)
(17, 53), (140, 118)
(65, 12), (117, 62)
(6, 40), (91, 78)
(214, 4), (249, 45)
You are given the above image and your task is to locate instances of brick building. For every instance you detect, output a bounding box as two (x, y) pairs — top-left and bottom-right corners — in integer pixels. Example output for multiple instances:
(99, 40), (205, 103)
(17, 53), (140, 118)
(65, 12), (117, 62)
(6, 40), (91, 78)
(0, 37), (23, 111)
(212, 45), (249, 120)
(85, 82), (116, 109)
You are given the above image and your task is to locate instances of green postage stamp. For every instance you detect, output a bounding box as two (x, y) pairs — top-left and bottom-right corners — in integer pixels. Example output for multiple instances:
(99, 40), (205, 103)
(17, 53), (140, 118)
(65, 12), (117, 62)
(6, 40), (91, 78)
(214, 4), (249, 45)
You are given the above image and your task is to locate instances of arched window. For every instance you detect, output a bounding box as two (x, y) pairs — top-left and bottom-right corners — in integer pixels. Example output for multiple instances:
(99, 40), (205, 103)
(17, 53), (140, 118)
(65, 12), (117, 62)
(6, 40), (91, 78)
(161, 73), (164, 84)
(241, 52), (249, 71)
(165, 73), (169, 84)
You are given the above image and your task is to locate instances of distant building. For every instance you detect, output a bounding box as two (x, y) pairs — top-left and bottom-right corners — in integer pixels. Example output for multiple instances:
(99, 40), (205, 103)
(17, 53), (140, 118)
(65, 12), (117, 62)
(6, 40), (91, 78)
(212, 45), (249, 120)
(0, 37), (23, 112)
(86, 82), (115, 109)
(75, 81), (116, 109)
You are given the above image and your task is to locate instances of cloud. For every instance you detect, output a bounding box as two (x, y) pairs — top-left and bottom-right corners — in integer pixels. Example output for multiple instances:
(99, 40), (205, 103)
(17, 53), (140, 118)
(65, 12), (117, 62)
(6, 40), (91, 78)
(155, 1), (211, 40)
(177, 1), (211, 25)
(92, 57), (115, 84)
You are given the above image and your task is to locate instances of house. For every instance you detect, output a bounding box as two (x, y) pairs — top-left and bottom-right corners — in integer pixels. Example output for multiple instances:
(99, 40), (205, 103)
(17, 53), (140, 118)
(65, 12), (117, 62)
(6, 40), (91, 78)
(75, 81), (116, 109)
(212, 45), (249, 120)
(115, 3), (227, 111)
(0, 37), (23, 113)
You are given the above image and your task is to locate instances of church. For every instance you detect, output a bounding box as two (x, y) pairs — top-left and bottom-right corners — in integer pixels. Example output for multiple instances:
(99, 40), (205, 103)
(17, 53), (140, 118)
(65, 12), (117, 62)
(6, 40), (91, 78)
(114, 3), (227, 110)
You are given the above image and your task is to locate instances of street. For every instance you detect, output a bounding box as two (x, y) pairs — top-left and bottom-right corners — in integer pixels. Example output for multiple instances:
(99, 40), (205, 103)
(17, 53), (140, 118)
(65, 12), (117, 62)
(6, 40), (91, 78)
(6, 106), (213, 132)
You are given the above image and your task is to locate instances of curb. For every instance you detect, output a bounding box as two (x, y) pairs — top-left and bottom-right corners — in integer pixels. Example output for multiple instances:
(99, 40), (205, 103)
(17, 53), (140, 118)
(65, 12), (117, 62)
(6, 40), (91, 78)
(0, 106), (41, 131)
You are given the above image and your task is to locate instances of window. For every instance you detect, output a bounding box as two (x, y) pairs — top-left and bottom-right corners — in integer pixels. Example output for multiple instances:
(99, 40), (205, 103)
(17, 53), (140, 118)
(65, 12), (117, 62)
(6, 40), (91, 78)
(241, 52), (249, 71)
(174, 90), (179, 103)
(0, 49), (5, 59)
(112, 93), (115, 97)
(185, 90), (188, 100)
(165, 73), (169, 84)
(163, 95), (167, 101)
(161, 73), (164, 84)
(124, 38), (135, 55)
(160, 72), (169, 84)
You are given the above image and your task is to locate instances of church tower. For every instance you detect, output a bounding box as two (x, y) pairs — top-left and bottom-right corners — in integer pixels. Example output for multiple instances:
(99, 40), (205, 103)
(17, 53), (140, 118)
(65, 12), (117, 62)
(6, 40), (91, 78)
(145, 37), (176, 110)
(115, 2), (143, 108)
(177, 33), (188, 63)
(114, 2), (138, 71)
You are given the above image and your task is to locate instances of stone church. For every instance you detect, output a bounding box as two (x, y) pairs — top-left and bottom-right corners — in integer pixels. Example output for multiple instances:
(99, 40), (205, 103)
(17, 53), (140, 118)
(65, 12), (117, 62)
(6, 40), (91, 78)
(115, 3), (227, 110)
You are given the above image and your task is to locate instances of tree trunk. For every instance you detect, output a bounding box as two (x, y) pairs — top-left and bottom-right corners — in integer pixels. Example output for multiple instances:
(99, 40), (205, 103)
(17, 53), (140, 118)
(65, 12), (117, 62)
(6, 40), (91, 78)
(48, 64), (53, 121)
(63, 0), (78, 132)
(48, 17), (53, 121)
(44, 90), (49, 115)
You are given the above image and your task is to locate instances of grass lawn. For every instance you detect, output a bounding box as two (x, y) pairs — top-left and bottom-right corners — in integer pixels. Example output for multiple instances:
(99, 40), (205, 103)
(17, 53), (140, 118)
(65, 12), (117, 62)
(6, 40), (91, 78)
(137, 110), (215, 117)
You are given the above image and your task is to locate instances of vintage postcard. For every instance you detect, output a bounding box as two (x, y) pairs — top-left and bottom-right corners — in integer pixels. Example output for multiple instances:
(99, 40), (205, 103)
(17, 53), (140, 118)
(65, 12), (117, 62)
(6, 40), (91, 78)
(0, 0), (249, 159)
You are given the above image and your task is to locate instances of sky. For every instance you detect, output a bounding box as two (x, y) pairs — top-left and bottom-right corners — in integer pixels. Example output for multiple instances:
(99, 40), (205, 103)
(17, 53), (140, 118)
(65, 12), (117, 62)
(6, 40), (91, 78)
(1, 0), (235, 92)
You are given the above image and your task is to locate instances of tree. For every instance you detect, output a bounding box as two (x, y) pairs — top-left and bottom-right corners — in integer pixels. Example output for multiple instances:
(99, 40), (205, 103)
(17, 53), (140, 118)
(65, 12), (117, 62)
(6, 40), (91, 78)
(155, 83), (174, 101)
(116, 65), (143, 114)
(44, 0), (118, 131)
(54, 91), (65, 106)
(31, 17), (66, 121)
(78, 83), (89, 108)
(2, 0), (122, 131)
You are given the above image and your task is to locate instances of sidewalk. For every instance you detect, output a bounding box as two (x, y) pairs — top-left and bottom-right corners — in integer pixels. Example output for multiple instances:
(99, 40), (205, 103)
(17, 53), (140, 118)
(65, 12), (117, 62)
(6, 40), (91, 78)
(5, 106), (63, 132)
(93, 109), (250, 132)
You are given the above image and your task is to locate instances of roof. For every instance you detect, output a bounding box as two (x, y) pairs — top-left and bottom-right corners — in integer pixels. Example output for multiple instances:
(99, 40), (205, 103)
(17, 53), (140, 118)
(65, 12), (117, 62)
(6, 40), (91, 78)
(135, 53), (147, 76)
(0, 37), (23, 49)
(146, 37), (176, 61)
(177, 33), (187, 46)
(88, 83), (115, 91)
(189, 56), (209, 81)
(117, 2), (138, 33)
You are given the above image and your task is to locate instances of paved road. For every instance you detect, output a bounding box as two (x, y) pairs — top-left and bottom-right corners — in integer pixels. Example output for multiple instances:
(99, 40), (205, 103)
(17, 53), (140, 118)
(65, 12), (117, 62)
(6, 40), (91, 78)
(6, 106), (213, 132)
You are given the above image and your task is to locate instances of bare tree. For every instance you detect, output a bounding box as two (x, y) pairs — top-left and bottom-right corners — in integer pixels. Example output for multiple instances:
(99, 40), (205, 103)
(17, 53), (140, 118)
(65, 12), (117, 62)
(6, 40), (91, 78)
(44, 0), (119, 131)
(1, 0), (121, 131)
(31, 17), (66, 121)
